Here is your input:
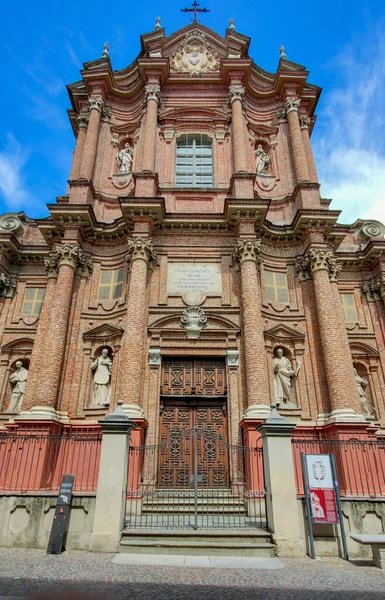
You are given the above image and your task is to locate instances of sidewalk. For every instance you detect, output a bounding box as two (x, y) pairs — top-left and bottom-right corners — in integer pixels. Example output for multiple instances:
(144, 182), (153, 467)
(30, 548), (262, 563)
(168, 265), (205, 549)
(0, 547), (384, 599)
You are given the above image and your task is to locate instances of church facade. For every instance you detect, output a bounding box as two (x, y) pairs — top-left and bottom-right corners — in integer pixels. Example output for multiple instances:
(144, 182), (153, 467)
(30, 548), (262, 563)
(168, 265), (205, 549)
(1, 20), (385, 470)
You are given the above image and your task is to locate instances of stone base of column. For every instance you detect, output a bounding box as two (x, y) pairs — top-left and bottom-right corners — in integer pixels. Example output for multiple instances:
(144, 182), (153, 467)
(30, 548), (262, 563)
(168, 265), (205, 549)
(133, 172), (158, 197)
(122, 403), (145, 420)
(16, 406), (70, 424)
(326, 408), (366, 424)
(242, 404), (271, 420)
(229, 173), (256, 198)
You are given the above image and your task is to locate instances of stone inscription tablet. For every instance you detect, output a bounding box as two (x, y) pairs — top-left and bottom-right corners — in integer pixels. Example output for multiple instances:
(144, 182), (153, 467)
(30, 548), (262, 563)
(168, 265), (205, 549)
(167, 262), (222, 304)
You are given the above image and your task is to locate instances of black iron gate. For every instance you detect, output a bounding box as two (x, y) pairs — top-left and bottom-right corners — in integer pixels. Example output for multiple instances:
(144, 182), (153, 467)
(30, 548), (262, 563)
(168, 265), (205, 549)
(126, 428), (267, 529)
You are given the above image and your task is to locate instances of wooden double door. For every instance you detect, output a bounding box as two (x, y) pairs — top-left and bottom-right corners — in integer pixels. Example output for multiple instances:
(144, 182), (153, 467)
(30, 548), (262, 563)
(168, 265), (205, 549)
(158, 359), (229, 488)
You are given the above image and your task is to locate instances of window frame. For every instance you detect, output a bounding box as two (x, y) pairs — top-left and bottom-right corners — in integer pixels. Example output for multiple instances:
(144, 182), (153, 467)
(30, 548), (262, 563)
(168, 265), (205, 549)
(175, 133), (214, 188)
(97, 268), (124, 301)
(339, 293), (358, 323)
(264, 270), (289, 304)
(22, 287), (45, 316)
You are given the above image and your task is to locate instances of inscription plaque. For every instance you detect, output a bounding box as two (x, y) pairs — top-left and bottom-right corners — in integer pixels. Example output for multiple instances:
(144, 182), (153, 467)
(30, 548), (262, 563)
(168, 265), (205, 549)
(167, 262), (222, 304)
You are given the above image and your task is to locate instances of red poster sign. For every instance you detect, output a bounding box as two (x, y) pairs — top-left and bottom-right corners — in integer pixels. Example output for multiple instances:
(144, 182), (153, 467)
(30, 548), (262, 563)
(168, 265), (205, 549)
(306, 454), (339, 524)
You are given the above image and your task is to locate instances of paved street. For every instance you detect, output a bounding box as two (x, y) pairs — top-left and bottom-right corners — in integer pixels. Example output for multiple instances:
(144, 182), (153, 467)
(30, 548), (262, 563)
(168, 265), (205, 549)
(0, 547), (384, 599)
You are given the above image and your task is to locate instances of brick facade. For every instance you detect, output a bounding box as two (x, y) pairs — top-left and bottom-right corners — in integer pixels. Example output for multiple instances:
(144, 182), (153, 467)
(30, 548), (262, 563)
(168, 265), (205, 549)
(1, 22), (385, 443)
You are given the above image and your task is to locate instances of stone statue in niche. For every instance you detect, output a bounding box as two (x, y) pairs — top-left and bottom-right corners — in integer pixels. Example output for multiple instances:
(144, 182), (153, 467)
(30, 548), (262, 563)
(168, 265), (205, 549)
(90, 348), (112, 407)
(255, 144), (271, 174)
(273, 348), (300, 407)
(116, 143), (133, 173)
(8, 361), (28, 412)
(354, 368), (375, 417)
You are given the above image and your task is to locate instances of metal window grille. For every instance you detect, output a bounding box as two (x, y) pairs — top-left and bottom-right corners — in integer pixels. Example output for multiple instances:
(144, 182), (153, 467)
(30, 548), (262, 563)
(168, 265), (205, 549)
(176, 134), (213, 188)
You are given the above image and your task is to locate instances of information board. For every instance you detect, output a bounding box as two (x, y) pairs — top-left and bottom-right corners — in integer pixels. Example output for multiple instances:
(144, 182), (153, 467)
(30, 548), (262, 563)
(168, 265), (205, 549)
(305, 454), (338, 524)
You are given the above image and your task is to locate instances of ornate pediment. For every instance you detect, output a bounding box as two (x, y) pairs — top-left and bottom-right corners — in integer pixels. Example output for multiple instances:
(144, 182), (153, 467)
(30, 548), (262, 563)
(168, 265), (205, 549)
(170, 30), (220, 77)
(350, 342), (379, 357)
(264, 324), (306, 342)
(83, 323), (124, 342)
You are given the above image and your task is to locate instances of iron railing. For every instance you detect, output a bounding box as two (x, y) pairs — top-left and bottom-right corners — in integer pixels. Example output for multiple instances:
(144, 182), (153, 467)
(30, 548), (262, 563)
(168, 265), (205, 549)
(292, 436), (385, 498)
(0, 427), (102, 493)
(126, 427), (266, 529)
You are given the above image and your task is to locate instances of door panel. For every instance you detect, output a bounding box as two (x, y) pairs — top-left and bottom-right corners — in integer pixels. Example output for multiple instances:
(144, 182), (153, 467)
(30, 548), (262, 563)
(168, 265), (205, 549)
(161, 358), (227, 397)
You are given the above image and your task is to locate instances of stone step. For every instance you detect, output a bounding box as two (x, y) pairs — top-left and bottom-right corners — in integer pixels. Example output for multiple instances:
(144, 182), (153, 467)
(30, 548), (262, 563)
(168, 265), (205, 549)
(119, 529), (274, 557)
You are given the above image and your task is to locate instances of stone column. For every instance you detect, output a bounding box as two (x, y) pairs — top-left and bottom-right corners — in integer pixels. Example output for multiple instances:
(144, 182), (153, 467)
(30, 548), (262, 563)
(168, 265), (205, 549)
(79, 96), (104, 180)
(69, 115), (89, 181)
(229, 85), (247, 173)
(233, 240), (270, 419)
(257, 406), (304, 556)
(299, 115), (318, 183)
(118, 238), (156, 416)
(141, 85), (161, 172)
(283, 98), (310, 183)
(302, 249), (363, 422)
(26, 245), (87, 412)
(22, 264), (58, 411)
(89, 401), (135, 552)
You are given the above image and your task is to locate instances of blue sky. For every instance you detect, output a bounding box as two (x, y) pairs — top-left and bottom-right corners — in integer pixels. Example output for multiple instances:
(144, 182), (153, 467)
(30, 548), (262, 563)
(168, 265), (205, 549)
(1, 0), (385, 224)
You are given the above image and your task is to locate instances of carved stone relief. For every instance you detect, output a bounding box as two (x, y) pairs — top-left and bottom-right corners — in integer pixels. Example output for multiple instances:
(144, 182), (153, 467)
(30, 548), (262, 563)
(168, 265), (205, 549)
(180, 305), (208, 338)
(170, 31), (219, 77)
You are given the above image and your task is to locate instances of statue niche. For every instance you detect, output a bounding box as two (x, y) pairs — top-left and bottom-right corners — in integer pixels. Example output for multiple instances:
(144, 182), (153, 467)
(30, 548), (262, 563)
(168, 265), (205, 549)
(272, 347), (300, 408)
(354, 363), (376, 419)
(255, 141), (276, 192)
(112, 140), (134, 189)
(7, 359), (29, 413)
(90, 347), (113, 407)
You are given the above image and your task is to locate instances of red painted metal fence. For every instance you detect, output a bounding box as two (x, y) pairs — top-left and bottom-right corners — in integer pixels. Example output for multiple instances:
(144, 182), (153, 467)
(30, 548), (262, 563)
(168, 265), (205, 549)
(0, 427), (102, 493)
(292, 435), (385, 498)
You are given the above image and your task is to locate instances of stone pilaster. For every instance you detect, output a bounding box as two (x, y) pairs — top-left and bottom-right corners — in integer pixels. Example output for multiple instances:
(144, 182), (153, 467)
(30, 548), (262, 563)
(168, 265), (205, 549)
(118, 238), (156, 416)
(282, 98), (310, 183)
(228, 84), (247, 173)
(233, 239), (270, 419)
(299, 115), (318, 183)
(300, 248), (363, 422)
(141, 84), (161, 172)
(23, 244), (90, 412)
(69, 115), (89, 181)
(79, 96), (104, 180)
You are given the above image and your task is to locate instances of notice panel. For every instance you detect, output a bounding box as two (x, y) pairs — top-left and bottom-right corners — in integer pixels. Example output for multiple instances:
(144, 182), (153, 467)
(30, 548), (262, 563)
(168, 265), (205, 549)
(167, 262), (222, 304)
(305, 454), (338, 524)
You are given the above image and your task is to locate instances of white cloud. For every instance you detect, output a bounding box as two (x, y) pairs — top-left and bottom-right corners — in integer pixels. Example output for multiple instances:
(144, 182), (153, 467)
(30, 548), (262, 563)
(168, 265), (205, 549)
(313, 23), (385, 225)
(65, 42), (82, 70)
(0, 133), (31, 208)
(26, 95), (69, 130)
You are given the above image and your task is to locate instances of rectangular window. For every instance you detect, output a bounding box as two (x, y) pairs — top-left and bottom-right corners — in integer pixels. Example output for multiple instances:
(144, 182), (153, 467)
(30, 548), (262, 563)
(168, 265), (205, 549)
(22, 288), (45, 315)
(176, 134), (213, 188)
(340, 293), (358, 322)
(98, 268), (124, 301)
(264, 270), (289, 304)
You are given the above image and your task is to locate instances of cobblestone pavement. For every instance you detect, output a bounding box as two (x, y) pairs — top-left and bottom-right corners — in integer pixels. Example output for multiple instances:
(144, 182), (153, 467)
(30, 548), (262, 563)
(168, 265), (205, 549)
(0, 548), (384, 599)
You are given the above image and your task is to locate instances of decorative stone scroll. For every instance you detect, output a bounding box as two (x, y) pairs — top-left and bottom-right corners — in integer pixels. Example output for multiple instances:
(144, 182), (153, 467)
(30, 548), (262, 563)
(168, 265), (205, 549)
(295, 249), (342, 282)
(0, 213), (24, 235)
(180, 305), (208, 339)
(359, 220), (385, 240)
(233, 239), (262, 266)
(170, 31), (219, 77)
(0, 272), (17, 298)
(126, 238), (156, 265)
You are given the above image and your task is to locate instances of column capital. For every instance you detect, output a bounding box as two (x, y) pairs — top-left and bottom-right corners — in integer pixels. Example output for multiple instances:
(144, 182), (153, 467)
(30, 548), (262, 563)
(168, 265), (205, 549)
(44, 255), (59, 278)
(144, 84), (161, 104)
(0, 272), (16, 298)
(53, 243), (85, 270)
(233, 239), (262, 265)
(363, 276), (385, 301)
(284, 97), (301, 115)
(228, 84), (245, 105)
(299, 248), (342, 281)
(88, 95), (104, 112)
(299, 114), (311, 130)
(126, 237), (157, 265)
(76, 114), (89, 130)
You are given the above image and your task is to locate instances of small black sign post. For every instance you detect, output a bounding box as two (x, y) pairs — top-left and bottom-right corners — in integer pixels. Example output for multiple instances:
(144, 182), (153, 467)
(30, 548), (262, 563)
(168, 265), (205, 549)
(47, 474), (75, 554)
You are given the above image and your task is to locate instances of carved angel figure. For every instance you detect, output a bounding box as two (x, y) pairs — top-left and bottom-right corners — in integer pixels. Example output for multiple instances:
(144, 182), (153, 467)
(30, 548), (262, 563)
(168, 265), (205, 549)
(255, 144), (271, 174)
(116, 143), (133, 173)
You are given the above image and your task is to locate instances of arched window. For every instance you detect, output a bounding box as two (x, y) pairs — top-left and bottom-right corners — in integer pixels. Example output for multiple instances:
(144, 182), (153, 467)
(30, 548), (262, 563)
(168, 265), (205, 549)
(176, 134), (213, 188)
